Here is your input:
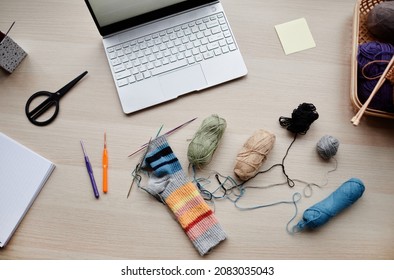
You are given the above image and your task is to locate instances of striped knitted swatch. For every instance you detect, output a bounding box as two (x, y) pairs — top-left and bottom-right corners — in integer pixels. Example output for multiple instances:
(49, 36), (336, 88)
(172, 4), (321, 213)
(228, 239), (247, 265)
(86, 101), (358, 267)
(143, 135), (227, 256)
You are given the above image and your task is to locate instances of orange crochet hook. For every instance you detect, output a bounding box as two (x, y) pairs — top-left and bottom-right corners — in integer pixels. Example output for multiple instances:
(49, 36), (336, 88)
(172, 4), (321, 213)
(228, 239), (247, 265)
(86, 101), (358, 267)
(103, 132), (108, 193)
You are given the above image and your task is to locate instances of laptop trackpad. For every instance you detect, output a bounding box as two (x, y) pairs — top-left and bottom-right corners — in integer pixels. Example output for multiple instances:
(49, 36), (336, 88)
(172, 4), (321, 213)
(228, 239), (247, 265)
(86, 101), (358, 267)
(159, 64), (207, 99)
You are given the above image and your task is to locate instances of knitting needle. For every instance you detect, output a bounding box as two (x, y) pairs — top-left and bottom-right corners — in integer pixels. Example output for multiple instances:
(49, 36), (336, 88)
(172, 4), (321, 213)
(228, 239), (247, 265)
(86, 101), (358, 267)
(127, 138), (152, 198)
(127, 117), (197, 157)
(351, 55), (394, 126)
(156, 124), (164, 137)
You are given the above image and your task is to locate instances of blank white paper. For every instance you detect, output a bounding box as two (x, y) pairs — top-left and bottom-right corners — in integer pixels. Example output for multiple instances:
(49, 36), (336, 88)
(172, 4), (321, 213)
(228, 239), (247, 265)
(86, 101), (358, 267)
(0, 132), (55, 247)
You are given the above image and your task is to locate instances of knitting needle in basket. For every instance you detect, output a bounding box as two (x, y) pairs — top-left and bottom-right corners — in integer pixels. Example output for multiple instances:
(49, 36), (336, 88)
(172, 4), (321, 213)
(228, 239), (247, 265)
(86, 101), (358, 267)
(351, 55), (394, 126)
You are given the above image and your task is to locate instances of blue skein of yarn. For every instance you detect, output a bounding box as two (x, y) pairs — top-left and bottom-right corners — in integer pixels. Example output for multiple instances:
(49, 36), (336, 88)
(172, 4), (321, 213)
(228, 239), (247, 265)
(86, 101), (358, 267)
(296, 178), (365, 231)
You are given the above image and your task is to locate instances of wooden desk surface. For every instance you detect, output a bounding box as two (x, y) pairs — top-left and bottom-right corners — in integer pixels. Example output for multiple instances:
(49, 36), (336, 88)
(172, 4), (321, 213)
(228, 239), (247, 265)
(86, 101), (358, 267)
(1, 0), (393, 260)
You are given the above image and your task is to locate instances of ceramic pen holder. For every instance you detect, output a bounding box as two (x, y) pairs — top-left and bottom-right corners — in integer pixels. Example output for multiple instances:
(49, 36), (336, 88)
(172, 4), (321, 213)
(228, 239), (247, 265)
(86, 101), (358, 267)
(0, 30), (27, 73)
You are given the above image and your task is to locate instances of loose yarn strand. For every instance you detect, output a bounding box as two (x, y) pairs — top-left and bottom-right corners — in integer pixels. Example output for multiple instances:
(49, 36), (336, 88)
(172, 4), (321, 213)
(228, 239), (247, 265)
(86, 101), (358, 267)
(207, 172), (302, 212)
(286, 192), (302, 235)
(280, 134), (297, 187)
(361, 59), (392, 80)
(191, 154), (338, 233)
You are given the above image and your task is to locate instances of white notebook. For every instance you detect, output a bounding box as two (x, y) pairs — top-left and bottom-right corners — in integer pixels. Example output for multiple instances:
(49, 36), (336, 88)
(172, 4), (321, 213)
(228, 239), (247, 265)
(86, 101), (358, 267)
(0, 132), (55, 247)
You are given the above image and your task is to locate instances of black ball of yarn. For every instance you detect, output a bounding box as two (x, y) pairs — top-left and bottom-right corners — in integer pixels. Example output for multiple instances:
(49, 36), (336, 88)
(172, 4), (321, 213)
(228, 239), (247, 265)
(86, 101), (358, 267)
(279, 103), (319, 134)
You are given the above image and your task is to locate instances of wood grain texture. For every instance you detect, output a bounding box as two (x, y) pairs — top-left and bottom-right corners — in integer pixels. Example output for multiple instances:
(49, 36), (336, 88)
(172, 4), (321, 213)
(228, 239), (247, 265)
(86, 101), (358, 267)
(0, 0), (393, 259)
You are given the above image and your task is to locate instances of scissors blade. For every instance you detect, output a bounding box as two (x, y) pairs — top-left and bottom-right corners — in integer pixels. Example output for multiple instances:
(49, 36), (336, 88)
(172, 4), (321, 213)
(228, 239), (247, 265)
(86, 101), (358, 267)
(57, 71), (88, 96)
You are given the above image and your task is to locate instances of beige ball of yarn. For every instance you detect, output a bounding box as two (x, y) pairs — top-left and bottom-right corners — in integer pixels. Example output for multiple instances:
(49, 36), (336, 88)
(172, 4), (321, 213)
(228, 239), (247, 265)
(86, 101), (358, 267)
(234, 129), (276, 181)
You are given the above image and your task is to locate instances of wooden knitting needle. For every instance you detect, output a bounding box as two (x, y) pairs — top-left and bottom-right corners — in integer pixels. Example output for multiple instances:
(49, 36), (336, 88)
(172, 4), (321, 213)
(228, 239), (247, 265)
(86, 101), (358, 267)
(351, 55), (394, 126)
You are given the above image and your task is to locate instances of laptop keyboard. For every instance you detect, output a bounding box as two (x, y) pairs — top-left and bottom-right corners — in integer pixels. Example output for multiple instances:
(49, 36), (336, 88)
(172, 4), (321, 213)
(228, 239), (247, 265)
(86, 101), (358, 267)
(106, 12), (239, 87)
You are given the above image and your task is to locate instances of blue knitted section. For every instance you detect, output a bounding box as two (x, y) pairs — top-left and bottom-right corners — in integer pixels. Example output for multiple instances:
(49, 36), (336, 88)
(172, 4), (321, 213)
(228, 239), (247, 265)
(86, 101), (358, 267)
(144, 141), (182, 177)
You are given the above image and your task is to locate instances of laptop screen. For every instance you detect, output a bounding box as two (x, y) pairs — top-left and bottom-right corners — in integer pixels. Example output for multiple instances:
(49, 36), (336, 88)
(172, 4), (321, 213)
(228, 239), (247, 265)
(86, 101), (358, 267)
(85, 0), (217, 36)
(90, 0), (187, 27)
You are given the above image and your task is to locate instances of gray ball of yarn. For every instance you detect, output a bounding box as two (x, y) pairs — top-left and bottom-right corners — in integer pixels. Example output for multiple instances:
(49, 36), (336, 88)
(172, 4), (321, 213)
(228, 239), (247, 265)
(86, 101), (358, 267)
(367, 1), (394, 44)
(316, 135), (339, 160)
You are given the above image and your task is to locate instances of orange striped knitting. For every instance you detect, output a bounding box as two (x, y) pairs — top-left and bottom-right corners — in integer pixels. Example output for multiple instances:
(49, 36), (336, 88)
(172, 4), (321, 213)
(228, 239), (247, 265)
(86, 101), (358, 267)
(143, 136), (226, 256)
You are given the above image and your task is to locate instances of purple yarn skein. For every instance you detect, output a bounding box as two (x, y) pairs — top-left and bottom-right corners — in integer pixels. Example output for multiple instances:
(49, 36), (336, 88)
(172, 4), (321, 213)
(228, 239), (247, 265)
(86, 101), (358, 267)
(357, 41), (394, 112)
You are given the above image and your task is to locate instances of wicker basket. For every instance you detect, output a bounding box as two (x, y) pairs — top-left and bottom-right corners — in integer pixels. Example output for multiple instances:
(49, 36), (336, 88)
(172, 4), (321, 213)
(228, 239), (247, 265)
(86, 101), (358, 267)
(350, 0), (394, 119)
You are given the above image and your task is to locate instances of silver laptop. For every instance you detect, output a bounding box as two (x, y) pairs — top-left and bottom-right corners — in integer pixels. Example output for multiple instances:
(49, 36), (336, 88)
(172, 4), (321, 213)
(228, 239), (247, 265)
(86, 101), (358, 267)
(85, 0), (247, 114)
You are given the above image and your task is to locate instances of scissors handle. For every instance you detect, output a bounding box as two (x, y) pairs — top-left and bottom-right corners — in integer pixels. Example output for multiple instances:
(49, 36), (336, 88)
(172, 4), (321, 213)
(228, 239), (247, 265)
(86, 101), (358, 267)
(25, 91), (60, 126)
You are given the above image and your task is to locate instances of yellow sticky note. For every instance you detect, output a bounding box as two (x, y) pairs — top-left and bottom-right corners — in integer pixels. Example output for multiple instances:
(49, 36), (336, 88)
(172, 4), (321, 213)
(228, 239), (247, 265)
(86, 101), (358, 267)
(275, 18), (316, 55)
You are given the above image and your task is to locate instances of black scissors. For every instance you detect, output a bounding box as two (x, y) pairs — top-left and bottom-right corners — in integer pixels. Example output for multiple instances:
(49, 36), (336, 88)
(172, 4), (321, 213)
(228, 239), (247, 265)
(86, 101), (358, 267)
(25, 71), (88, 126)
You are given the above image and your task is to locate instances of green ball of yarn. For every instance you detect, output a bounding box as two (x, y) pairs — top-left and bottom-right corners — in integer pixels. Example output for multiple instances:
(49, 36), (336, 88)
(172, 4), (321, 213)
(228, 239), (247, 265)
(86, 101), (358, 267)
(367, 1), (394, 44)
(187, 114), (227, 168)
